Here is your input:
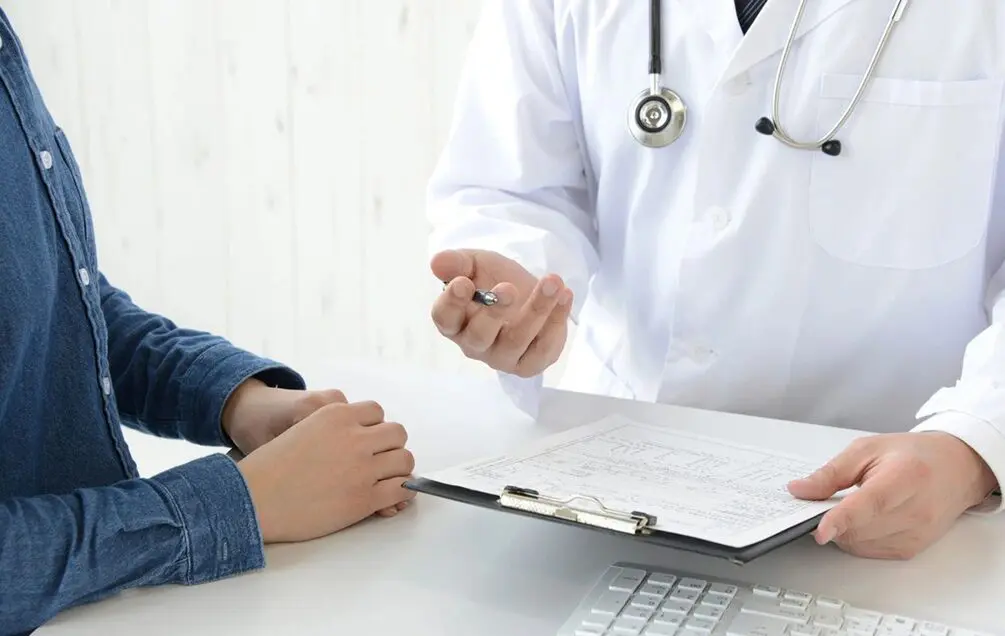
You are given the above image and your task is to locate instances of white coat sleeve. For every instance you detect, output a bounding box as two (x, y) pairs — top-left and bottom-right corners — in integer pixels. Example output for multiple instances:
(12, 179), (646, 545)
(913, 126), (1005, 514)
(426, 0), (599, 414)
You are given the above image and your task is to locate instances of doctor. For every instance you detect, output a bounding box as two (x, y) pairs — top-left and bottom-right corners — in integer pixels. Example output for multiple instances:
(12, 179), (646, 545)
(427, 0), (1005, 560)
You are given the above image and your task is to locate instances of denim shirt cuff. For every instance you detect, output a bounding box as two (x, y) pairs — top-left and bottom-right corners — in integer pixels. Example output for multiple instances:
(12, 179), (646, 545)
(151, 453), (266, 584)
(178, 345), (306, 447)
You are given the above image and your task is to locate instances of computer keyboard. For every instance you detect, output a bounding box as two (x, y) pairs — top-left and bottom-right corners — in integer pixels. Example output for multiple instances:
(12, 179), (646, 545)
(556, 562), (995, 636)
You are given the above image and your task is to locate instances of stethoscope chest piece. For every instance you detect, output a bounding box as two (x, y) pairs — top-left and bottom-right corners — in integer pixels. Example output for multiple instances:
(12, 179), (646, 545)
(628, 85), (687, 148)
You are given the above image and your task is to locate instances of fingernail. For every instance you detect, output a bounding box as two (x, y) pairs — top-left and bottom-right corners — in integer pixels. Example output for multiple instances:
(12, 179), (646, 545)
(818, 526), (837, 544)
(542, 280), (558, 297)
(558, 289), (573, 306)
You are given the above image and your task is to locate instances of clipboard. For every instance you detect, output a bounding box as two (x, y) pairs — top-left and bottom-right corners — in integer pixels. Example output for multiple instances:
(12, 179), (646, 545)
(404, 477), (825, 565)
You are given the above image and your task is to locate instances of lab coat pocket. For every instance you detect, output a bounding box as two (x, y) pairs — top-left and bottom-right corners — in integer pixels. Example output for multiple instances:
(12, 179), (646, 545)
(808, 73), (1004, 269)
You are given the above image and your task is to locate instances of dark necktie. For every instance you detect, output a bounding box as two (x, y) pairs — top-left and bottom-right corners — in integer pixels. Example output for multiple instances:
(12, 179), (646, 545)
(735, 0), (769, 33)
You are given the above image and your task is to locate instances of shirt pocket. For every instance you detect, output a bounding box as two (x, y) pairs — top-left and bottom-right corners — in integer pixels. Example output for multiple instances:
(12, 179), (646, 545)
(807, 73), (1004, 270)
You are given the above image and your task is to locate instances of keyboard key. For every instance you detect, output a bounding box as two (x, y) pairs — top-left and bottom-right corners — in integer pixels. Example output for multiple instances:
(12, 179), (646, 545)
(669, 588), (700, 604)
(880, 616), (916, 631)
(623, 606), (656, 622)
(619, 568), (648, 582)
(815, 597), (844, 610)
(631, 595), (662, 612)
(592, 591), (631, 616)
(845, 609), (883, 626)
(753, 584), (782, 598)
(692, 605), (725, 622)
(812, 613), (843, 629)
(643, 625), (679, 636)
(708, 583), (738, 598)
(611, 570), (647, 593)
(740, 600), (811, 625)
(660, 599), (692, 615)
(652, 613), (685, 629)
(612, 616), (648, 635)
(639, 583), (671, 599)
(790, 627), (824, 636)
(726, 612), (791, 636)
(575, 626), (606, 636)
(781, 597), (811, 611)
(700, 594), (732, 611)
(682, 617), (717, 633)
(784, 590), (814, 603)
(842, 616), (880, 633)
(678, 577), (707, 592)
(919, 622), (949, 636)
(647, 573), (678, 587)
(581, 615), (612, 630)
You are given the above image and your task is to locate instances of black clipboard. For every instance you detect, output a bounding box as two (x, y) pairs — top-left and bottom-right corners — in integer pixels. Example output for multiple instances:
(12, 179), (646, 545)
(404, 477), (825, 565)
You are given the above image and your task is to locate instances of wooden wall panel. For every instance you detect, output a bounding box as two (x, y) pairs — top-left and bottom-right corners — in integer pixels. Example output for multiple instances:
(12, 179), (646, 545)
(4, 0), (570, 387)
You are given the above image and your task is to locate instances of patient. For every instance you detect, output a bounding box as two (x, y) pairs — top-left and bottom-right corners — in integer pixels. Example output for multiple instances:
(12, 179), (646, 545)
(0, 9), (413, 635)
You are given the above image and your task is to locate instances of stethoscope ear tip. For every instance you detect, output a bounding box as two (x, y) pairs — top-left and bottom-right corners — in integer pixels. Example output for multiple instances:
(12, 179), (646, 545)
(755, 117), (776, 136)
(820, 140), (842, 156)
(755, 116), (842, 156)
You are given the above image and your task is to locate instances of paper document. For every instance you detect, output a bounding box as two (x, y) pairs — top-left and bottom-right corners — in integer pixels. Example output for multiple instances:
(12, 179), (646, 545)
(424, 414), (842, 548)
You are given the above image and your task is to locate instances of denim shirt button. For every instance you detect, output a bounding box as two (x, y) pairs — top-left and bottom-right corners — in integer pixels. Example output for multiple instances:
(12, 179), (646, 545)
(40, 149), (53, 170)
(101, 376), (111, 396)
(0, 34), (4, 50)
(78, 268), (90, 286)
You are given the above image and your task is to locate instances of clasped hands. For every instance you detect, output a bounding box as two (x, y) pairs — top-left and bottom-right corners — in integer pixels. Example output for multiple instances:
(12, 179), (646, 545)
(223, 378), (416, 544)
(429, 248), (1000, 560)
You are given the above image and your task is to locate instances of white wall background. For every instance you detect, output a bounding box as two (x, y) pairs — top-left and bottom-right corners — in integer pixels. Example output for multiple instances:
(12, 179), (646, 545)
(5, 0), (555, 390)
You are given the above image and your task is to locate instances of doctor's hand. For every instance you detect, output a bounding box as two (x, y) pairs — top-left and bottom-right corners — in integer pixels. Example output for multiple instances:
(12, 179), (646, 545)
(787, 432), (997, 560)
(430, 248), (573, 378)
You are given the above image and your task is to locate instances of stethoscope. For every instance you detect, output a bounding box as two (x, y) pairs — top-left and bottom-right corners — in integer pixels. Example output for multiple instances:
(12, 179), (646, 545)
(628, 0), (913, 156)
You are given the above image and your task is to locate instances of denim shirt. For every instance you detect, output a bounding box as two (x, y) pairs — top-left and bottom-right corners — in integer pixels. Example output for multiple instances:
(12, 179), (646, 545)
(0, 10), (305, 635)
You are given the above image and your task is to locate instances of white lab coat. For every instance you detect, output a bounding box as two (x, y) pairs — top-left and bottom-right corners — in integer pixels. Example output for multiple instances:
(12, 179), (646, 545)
(427, 0), (1005, 508)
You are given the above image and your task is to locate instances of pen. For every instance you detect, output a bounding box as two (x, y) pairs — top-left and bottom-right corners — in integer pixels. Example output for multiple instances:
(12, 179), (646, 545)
(441, 280), (499, 306)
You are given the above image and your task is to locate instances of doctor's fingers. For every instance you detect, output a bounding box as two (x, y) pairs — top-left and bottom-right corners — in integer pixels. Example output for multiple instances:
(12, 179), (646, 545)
(454, 288), (521, 355)
(493, 278), (572, 371)
(814, 467), (915, 545)
(833, 520), (945, 561)
(431, 277), (513, 338)
(512, 293), (574, 377)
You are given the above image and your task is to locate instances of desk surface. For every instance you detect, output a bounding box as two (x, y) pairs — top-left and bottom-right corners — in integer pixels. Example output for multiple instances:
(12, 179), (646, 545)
(37, 360), (1005, 635)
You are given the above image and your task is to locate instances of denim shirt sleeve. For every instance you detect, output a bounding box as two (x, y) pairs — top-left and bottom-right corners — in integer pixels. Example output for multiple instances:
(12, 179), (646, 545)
(0, 453), (264, 635)
(100, 273), (306, 446)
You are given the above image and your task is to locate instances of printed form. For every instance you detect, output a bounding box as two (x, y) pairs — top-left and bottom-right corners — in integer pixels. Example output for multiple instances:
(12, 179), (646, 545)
(423, 414), (843, 548)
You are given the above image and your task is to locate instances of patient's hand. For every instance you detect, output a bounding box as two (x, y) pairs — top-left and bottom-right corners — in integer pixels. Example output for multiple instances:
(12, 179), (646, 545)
(223, 379), (407, 518)
(237, 400), (416, 543)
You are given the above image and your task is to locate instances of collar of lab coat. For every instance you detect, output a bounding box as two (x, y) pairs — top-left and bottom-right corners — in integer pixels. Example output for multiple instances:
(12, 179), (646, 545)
(693, 0), (864, 83)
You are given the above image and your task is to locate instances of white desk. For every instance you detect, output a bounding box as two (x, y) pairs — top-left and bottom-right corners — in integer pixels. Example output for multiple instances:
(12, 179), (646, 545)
(36, 361), (1005, 635)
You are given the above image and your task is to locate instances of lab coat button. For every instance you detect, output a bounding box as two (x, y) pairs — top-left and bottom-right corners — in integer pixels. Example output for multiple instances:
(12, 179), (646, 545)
(708, 207), (730, 231)
(689, 345), (715, 364)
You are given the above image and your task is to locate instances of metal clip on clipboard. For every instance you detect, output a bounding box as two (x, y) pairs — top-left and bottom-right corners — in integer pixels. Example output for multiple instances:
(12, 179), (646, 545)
(499, 485), (658, 535)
